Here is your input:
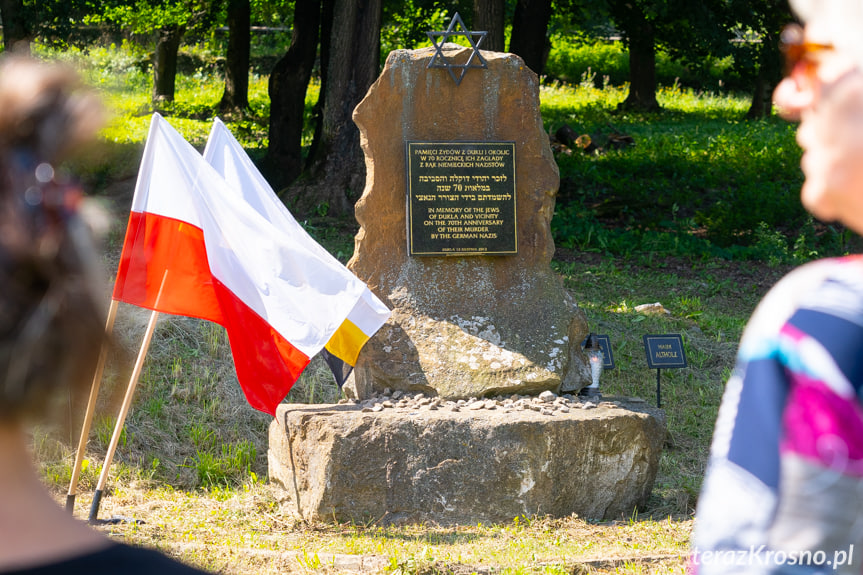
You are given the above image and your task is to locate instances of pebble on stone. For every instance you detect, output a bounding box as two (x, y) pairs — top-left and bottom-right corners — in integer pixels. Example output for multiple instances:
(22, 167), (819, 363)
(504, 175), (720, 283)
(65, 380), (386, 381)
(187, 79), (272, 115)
(341, 390), (647, 418)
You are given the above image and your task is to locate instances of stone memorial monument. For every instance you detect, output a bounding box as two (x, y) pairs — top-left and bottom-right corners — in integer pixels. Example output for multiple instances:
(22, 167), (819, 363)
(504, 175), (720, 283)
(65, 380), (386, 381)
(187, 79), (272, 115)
(345, 34), (591, 400)
(269, 20), (666, 525)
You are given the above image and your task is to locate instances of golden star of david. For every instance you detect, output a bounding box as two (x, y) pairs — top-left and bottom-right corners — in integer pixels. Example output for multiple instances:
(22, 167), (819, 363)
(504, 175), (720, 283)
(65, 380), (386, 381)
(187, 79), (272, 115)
(426, 13), (488, 86)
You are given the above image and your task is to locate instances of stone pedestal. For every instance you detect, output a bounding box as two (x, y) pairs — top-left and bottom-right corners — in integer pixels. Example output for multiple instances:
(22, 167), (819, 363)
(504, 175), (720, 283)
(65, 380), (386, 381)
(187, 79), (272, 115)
(268, 396), (666, 525)
(347, 44), (591, 400)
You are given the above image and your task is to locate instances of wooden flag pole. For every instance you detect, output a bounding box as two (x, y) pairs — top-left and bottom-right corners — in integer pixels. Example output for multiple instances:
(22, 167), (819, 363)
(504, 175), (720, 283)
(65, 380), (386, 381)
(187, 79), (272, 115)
(66, 299), (119, 514)
(88, 307), (160, 524)
(88, 269), (168, 524)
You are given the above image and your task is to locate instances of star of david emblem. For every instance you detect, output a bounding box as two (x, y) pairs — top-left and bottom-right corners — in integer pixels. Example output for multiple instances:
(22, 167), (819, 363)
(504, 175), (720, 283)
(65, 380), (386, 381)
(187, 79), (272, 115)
(426, 12), (488, 86)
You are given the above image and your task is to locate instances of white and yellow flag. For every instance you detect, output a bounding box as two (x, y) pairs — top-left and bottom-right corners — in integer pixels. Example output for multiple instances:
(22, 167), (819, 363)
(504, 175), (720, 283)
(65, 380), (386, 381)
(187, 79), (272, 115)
(202, 117), (391, 386)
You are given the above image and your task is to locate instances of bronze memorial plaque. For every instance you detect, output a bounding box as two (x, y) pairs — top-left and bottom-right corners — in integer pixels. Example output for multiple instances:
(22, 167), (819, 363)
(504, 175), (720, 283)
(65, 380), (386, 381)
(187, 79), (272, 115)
(406, 141), (517, 256)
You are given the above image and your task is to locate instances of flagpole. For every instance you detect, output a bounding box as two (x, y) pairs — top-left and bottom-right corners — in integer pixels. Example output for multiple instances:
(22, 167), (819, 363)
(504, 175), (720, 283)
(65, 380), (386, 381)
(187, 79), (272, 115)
(88, 307), (160, 524)
(88, 271), (168, 525)
(66, 299), (119, 514)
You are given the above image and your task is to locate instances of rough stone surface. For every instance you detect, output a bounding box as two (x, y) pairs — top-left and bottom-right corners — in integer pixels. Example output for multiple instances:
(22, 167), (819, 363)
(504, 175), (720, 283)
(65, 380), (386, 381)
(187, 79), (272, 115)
(268, 392), (666, 525)
(347, 45), (590, 400)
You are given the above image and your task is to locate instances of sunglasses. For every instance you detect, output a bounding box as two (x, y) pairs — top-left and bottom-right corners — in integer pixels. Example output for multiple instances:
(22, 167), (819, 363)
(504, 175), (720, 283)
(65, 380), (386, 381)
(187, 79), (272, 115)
(780, 23), (834, 74)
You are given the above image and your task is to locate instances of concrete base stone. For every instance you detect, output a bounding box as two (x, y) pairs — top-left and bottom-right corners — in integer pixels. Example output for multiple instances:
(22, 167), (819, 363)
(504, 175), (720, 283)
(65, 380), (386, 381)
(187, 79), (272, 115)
(268, 398), (665, 525)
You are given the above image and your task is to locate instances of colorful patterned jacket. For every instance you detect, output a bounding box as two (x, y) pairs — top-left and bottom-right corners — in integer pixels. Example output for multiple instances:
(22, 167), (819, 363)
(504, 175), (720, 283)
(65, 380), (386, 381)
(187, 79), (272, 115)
(693, 257), (863, 575)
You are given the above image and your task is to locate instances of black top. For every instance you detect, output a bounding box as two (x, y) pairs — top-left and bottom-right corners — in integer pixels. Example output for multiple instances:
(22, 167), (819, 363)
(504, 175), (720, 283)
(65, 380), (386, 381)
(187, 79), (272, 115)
(2, 543), (211, 574)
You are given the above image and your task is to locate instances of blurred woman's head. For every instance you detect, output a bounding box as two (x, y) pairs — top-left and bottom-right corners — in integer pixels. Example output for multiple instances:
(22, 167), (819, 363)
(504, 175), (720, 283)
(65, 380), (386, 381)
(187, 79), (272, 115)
(0, 56), (106, 426)
(774, 0), (863, 232)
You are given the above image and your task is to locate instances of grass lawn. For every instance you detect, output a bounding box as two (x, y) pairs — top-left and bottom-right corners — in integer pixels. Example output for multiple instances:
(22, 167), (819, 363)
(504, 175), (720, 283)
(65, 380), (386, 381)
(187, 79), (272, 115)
(40, 248), (786, 574)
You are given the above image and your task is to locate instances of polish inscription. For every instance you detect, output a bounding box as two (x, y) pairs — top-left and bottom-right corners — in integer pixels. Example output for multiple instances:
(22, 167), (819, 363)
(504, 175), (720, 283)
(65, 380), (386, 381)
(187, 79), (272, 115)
(406, 142), (516, 255)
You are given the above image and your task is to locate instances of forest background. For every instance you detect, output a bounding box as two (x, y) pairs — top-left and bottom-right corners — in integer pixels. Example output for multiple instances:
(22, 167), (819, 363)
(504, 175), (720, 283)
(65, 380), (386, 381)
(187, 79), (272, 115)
(2, 0), (802, 224)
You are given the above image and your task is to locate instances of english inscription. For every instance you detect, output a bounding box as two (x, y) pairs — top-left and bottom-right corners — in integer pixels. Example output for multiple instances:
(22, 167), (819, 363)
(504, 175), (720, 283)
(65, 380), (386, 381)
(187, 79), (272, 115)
(406, 142), (517, 256)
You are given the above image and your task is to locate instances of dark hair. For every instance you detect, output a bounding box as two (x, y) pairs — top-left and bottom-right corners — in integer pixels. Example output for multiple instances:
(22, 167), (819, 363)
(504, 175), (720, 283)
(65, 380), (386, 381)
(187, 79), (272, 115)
(0, 56), (106, 423)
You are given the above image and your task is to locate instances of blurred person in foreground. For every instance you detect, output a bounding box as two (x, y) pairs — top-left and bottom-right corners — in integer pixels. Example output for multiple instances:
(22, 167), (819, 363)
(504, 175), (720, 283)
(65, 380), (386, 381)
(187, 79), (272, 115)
(692, 1), (863, 574)
(0, 56), (209, 574)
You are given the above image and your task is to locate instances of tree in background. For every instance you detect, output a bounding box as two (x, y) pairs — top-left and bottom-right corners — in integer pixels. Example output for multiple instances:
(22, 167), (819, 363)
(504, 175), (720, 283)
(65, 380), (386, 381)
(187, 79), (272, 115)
(294, 0), (382, 215)
(263, 0), (457, 215)
(608, 0), (731, 111)
(153, 26), (185, 104)
(554, 0), (730, 112)
(508, 0), (552, 75)
(265, 0), (383, 215)
(724, 0), (792, 118)
(13, 0), (789, 214)
(472, 0), (505, 51)
(221, 0), (296, 116)
(90, 0), (216, 105)
(379, 0), (457, 61)
(264, 0), (320, 189)
(219, 0), (251, 114)
(0, 0), (103, 53)
(605, 0), (660, 110)
(0, 0), (30, 52)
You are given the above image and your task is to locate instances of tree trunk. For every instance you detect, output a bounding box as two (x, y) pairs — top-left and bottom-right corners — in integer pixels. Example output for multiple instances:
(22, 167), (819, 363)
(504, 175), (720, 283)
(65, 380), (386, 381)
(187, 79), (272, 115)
(747, 30), (782, 118)
(746, 69), (772, 119)
(219, 0), (251, 114)
(291, 0), (381, 217)
(263, 0), (321, 191)
(0, 0), (30, 53)
(305, 0), (334, 170)
(153, 25), (185, 105)
(619, 13), (659, 112)
(472, 0), (505, 52)
(508, 0), (551, 75)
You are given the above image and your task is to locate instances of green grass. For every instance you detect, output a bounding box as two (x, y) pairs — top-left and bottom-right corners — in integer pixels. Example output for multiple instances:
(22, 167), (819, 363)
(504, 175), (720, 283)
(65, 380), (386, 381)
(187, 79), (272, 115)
(564, 255), (783, 511)
(545, 37), (747, 93)
(540, 79), (855, 261)
(40, 253), (764, 573)
(62, 481), (693, 574)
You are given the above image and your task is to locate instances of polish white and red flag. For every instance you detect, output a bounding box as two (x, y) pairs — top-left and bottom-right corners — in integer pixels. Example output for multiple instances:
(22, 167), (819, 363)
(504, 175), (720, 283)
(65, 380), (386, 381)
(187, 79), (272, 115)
(112, 113), (389, 415)
(202, 117), (391, 389)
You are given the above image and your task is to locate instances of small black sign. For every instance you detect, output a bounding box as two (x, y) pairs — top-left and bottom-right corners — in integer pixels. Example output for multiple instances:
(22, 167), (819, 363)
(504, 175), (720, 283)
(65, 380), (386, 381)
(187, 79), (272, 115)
(582, 334), (615, 370)
(642, 334), (687, 369)
(406, 141), (517, 256)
